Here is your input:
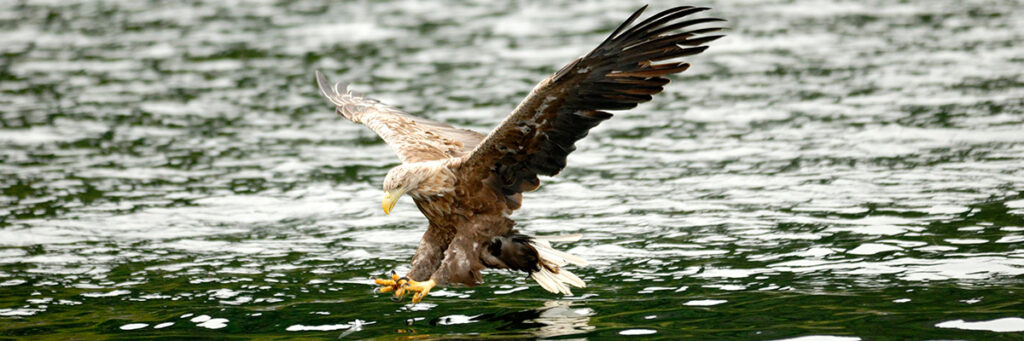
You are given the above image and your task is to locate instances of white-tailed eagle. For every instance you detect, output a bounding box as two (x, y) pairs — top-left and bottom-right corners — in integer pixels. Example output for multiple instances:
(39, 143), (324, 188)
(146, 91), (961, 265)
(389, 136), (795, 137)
(315, 5), (723, 303)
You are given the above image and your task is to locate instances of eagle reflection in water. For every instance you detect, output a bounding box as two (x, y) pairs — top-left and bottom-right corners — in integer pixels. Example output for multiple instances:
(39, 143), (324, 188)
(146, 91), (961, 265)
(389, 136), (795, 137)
(422, 301), (594, 338)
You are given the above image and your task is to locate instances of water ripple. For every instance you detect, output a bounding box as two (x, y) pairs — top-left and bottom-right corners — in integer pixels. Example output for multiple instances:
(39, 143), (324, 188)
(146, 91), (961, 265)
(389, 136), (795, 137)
(2, 0), (1023, 339)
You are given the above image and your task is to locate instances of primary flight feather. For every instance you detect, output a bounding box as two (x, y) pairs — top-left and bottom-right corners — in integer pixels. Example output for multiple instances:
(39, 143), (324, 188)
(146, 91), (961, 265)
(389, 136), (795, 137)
(315, 5), (724, 303)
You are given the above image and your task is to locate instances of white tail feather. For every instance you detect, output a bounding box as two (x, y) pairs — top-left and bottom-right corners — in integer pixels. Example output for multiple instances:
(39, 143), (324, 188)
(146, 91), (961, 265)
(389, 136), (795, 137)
(533, 238), (589, 267)
(528, 235), (587, 295)
(531, 269), (561, 294)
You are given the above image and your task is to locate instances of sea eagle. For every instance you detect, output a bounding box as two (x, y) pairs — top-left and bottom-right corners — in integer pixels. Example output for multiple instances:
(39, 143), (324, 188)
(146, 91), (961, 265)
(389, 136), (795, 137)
(315, 5), (723, 303)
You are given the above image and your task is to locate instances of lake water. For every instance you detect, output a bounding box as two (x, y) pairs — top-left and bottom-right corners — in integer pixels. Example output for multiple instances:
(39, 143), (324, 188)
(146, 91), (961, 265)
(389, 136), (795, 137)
(2, 0), (1023, 339)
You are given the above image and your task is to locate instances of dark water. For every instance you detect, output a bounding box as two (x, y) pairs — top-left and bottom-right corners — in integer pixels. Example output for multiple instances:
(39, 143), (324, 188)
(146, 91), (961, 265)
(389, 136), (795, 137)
(2, 0), (1024, 339)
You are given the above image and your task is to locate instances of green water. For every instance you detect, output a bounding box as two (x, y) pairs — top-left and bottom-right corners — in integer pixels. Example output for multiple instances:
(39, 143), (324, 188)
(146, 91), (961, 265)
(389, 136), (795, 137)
(2, 0), (1024, 339)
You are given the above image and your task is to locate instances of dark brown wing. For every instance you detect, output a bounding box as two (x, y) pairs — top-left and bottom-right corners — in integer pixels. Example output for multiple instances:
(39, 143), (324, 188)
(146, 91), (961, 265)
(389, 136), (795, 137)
(459, 6), (724, 199)
(316, 70), (486, 163)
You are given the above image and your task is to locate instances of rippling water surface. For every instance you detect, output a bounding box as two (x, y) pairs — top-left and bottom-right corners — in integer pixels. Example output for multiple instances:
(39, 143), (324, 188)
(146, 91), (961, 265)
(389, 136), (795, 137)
(2, 0), (1024, 339)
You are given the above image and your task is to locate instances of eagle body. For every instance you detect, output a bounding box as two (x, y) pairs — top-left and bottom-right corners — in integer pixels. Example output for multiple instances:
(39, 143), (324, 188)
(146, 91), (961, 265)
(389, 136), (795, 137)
(315, 5), (724, 301)
(393, 159), (532, 287)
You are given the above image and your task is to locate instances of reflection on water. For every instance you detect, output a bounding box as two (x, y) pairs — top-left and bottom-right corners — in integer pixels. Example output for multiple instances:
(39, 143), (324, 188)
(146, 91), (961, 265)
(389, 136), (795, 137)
(1, 0), (1023, 339)
(936, 317), (1024, 333)
(467, 301), (595, 339)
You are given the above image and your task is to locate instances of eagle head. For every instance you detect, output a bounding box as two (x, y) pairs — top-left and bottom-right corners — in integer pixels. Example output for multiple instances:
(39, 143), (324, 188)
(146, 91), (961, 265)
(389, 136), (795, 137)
(381, 166), (413, 215)
(381, 162), (451, 215)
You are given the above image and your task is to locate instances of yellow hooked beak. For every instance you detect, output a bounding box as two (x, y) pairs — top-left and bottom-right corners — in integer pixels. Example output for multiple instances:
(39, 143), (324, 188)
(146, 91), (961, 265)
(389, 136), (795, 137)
(382, 189), (405, 215)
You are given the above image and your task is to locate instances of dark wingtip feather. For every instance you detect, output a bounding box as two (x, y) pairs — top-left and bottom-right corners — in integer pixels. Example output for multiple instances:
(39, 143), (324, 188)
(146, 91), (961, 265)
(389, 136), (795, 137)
(617, 7), (711, 43)
(614, 5), (650, 38)
(596, 5), (650, 52)
(680, 34), (726, 46)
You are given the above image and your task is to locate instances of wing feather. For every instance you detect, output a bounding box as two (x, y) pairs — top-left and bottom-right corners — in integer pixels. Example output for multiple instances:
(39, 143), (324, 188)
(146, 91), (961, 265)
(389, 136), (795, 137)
(460, 6), (724, 197)
(315, 71), (486, 163)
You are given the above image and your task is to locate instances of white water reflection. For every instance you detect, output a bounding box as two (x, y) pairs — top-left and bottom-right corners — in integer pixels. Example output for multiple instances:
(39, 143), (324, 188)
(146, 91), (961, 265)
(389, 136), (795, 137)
(620, 328), (657, 335)
(119, 323), (148, 330)
(775, 336), (860, 341)
(684, 299), (728, 306)
(522, 301), (595, 339)
(936, 317), (1024, 333)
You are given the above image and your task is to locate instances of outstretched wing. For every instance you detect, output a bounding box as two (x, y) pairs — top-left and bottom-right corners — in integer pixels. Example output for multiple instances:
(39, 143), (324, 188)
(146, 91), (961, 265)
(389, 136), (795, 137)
(315, 70), (486, 163)
(459, 6), (724, 197)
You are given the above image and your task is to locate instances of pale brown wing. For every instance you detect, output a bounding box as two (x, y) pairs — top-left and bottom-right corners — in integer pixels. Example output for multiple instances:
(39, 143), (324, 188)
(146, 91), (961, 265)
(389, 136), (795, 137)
(460, 6), (724, 197)
(316, 70), (486, 163)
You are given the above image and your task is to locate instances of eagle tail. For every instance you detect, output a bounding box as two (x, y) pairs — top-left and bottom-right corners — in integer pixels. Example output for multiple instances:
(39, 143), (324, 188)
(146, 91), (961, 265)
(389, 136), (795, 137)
(529, 236), (588, 295)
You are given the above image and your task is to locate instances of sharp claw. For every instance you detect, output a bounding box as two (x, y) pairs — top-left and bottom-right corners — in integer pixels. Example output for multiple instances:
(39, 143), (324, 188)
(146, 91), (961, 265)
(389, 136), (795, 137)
(408, 279), (435, 304)
(375, 271), (404, 296)
(411, 288), (431, 303)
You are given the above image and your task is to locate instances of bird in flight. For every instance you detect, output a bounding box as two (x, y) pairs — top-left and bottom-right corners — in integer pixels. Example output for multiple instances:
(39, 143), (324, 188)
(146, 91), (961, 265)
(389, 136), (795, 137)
(315, 5), (723, 303)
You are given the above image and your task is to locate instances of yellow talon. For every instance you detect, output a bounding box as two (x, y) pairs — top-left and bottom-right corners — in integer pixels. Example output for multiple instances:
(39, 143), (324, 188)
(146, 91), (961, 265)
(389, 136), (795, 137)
(374, 272), (435, 303)
(374, 272), (401, 294)
(394, 283), (407, 299)
(405, 279), (436, 303)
